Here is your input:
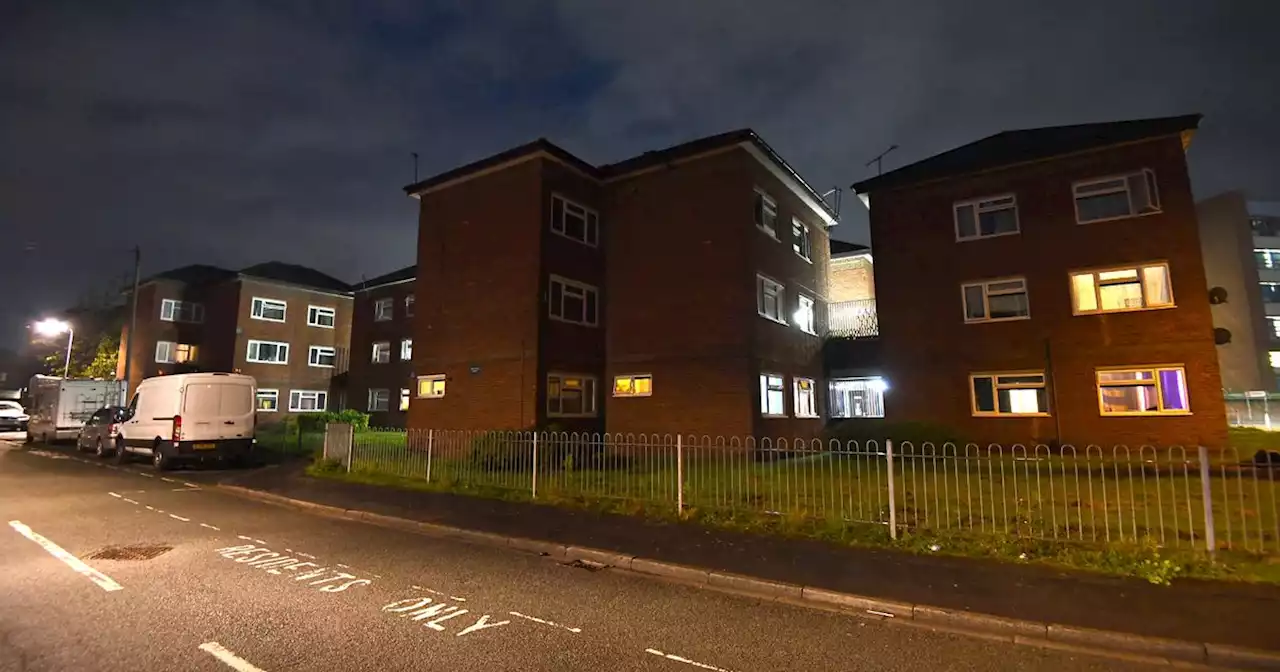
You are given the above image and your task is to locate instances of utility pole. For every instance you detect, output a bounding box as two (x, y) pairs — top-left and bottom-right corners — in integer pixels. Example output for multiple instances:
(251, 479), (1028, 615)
(121, 246), (141, 396)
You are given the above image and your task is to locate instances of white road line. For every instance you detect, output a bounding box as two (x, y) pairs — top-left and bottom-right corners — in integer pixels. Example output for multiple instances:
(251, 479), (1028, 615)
(198, 642), (268, 672)
(160, 477), (177, 483)
(183, 482), (199, 488)
(169, 514), (190, 522)
(138, 473), (154, 478)
(199, 523), (222, 531)
(645, 649), (736, 672)
(108, 492), (122, 498)
(508, 611), (580, 633)
(7, 520), (124, 592)
(237, 535), (254, 541)
(450, 596), (466, 602)
(145, 505), (154, 510)
(298, 553), (315, 560)
(122, 498), (139, 505)
(252, 538), (266, 544)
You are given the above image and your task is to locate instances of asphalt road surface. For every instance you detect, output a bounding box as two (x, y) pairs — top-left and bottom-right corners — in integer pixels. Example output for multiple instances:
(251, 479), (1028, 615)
(0, 440), (1155, 671)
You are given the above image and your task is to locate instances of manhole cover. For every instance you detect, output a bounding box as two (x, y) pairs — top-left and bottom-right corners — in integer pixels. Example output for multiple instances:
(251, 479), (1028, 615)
(88, 544), (172, 561)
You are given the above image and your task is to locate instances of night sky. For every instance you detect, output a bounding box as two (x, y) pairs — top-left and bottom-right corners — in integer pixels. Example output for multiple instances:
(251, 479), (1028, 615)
(2, 1), (1278, 348)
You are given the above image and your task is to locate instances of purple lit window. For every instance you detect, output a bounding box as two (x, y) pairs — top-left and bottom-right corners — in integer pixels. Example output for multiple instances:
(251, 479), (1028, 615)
(1158, 369), (1188, 411)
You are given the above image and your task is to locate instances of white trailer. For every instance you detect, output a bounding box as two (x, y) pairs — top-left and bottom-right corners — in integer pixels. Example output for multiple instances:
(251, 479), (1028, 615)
(26, 375), (127, 443)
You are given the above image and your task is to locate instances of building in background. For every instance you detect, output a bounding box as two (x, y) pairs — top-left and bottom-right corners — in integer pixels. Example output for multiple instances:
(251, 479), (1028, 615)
(347, 265), (416, 428)
(824, 241), (885, 420)
(1196, 192), (1271, 393)
(117, 262), (352, 422)
(852, 114), (1228, 448)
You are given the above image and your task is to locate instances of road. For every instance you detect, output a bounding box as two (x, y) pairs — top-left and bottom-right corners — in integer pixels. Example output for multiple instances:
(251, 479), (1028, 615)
(0, 439), (1153, 671)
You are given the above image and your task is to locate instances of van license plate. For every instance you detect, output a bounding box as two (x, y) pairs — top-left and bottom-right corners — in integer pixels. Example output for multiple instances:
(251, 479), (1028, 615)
(194, 443), (217, 450)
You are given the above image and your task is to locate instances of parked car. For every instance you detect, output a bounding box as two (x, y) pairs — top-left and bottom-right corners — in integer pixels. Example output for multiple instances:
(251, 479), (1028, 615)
(75, 406), (126, 457)
(115, 372), (257, 470)
(0, 400), (29, 433)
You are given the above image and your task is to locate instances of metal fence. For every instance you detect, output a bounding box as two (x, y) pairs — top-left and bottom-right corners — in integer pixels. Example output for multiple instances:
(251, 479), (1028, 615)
(326, 427), (1280, 555)
(826, 299), (878, 339)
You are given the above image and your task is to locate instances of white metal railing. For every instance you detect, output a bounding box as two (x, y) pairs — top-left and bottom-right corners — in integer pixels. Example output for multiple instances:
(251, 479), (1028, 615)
(826, 299), (878, 338)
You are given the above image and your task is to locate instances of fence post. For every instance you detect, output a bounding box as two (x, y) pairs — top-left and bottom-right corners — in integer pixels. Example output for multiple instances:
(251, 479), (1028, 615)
(886, 439), (897, 540)
(531, 431), (539, 500)
(425, 429), (434, 482)
(677, 435), (685, 514)
(346, 424), (354, 473)
(1197, 445), (1216, 556)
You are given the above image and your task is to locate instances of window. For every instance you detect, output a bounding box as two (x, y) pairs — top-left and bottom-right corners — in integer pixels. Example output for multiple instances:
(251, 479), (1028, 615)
(1096, 366), (1189, 415)
(288, 390), (327, 412)
(1074, 170), (1161, 223)
(160, 299), (204, 323)
(307, 306), (336, 328)
(374, 297), (393, 322)
(400, 339), (413, 361)
(962, 278), (1030, 323)
(246, 340), (289, 364)
(550, 194), (599, 246)
(399, 388), (410, 412)
(794, 378), (818, 418)
(417, 375), (446, 398)
(367, 388), (390, 412)
(251, 297), (287, 322)
(954, 195), (1019, 241)
(1070, 264), (1173, 314)
(308, 346), (336, 368)
(155, 341), (197, 364)
(371, 341), (391, 364)
(404, 294), (415, 317)
(1256, 249), (1280, 270)
(1270, 352), (1280, 369)
(795, 294), (817, 334)
(1263, 283), (1280, 304)
(757, 274), (786, 324)
(754, 189), (778, 238)
(971, 372), (1049, 416)
(830, 377), (887, 419)
(1252, 217), (1280, 238)
(548, 276), (599, 326)
(792, 218), (812, 261)
(1270, 318), (1280, 339)
(547, 374), (597, 417)
(256, 389), (279, 412)
(613, 374), (652, 397)
(759, 374), (786, 416)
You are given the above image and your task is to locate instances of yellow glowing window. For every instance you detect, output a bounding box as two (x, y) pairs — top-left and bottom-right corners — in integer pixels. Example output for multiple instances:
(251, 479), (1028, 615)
(417, 375), (445, 399)
(614, 374), (653, 397)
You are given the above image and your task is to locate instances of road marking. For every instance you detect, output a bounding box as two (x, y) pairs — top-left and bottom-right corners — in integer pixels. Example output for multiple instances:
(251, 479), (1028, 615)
(645, 648), (737, 672)
(198, 642), (268, 672)
(183, 482), (199, 488)
(108, 492), (122, 498)
(145, 505), (154, 510)
(200, 523), (221, 531)
(160, 477), (177, 483)
(7, 520), (123, 592)
(169, 514), (190, 522)
(123, 498), (139, 505)
(450, 596), (465, 602)
(508, 611), (581, 634)
(138, 473), (154, 478)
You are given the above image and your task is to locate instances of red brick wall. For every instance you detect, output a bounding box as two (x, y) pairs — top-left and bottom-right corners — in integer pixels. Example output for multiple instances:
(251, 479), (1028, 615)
(868, 136), (1227, 448)
(348, 280), (416, 427)
(830, 256), (875, 302)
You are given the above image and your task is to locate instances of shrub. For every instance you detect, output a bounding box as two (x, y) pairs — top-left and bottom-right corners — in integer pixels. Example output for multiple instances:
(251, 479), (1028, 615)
(297, 409), (370, 432)
(822, 419), (968, 448)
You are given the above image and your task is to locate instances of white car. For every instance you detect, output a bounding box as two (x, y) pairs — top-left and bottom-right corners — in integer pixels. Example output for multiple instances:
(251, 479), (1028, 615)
(0, 400), (29, 434)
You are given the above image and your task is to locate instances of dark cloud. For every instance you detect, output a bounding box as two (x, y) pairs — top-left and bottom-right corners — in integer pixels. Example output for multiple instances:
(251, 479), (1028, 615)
(2, 0), (1277, 347)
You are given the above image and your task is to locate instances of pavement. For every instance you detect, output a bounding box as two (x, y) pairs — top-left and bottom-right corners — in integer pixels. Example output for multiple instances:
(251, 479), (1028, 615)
(0, 440), (1178, 671)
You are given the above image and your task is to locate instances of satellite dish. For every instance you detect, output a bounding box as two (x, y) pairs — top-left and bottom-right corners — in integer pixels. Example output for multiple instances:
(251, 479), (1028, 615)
(1209, 287), (1228, 304)
(1214, 327), (1232, 345)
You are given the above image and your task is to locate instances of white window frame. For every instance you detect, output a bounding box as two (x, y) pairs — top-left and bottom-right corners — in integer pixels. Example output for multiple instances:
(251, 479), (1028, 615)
(791, 218), (812, 262)
(970, 372), (1050, 417)
(400, 338), (413, 361)
(1096, 365), (1190, 416)
(246, 339), (289, 365)
(399, 388), (411, 412)
(1073, 169), (1161, 224)
(417, 374), (446, 399)
(155, 341), (175, 364)
(374, 297), (394, 322)
(548, 275), (599, 327)
(404, 294), (415, 317)
(160, 299), (204, 323)
(760, 373), (787, 417)
(961, 277), (1030, 323)
(367, 388), (390, 412)
(1269, 317), (1280, 340)
(256, 389), (279, 413)
(250, 297), (287, 323)
(757, 274), (786, 325)
(288, 390), (327, 413)
(1070, 263), (1174, 316)
(307, 305), (336, 329)
(547, 373), (598, 418)
(613, 374), (653, 398)
(795, 293), (817, 335)
(550, 193), (600, 247)
(371, 341), (391, 364)
(954, 194), (1019, 242)
(308, 345), (336, 368)
(793, 377), (818, 418)
(754, 188), (778, 239)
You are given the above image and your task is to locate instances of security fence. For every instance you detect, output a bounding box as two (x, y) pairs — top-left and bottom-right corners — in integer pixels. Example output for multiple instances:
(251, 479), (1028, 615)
(325, 427), (1280, 555)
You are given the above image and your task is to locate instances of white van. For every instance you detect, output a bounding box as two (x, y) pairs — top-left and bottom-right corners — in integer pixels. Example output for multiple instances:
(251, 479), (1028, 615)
(115, 372), (257, 469)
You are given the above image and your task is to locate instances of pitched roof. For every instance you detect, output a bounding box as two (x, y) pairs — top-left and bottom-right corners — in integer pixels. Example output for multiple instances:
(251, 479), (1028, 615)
(851, 114), (1202, 194)
(238, 262), (351, 293)
(140, 264), (237, 286)
(355, 265), (416, 291)
(830, 240), (870, 258)
(402, 139), (599, 194)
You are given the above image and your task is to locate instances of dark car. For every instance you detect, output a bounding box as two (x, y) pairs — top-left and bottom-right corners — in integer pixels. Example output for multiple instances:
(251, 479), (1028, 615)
(0, 400), (28, 433)
(75, 406), (126, 458)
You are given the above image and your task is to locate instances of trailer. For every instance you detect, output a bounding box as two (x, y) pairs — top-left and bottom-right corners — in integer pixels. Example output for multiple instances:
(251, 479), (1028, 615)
(26, 375), (127, 443)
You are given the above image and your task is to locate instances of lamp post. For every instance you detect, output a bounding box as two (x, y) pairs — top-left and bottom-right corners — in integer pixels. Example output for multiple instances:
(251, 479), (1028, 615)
(33, 318), (74, 378)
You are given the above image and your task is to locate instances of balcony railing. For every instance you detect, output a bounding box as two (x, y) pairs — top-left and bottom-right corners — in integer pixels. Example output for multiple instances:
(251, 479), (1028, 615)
(826, 298), (878, 339)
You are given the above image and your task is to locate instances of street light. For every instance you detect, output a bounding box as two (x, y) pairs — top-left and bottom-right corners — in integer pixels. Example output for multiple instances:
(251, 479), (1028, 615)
(33, 318), (74, 379)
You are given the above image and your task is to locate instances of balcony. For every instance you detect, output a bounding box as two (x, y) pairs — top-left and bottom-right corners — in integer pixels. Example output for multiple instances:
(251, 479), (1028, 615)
(826, 299), (879, 339)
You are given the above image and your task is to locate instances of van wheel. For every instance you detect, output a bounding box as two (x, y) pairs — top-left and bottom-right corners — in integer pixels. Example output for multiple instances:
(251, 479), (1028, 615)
(153, 446), (170, 471)
(114, 438), (129, 464)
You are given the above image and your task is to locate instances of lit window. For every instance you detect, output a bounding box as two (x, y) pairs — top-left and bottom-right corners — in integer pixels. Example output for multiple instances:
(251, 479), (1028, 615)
(400, 339), (413, 361)
(1070, 264), (1173, 314)
(830, 377), (886, 418)
(757, 274), (785, 324)
(759, 373), (786, 417)
(795, 294), (817, 334)
(613, 374), (652, 397)
(374, 298), (394, 321)
(246, 340), (289, 364)
(288, 390), (327, 412)
(794, 378), (818, 417)
(251, 297), (287, 322)
(548, 275), (599, 326)
(954, 195), (1019, 241)
(307, 306), (336, 328)
(256, 389), (279, 412)
(1096, 367), (1189, 415)
(792, 218), (812, 261)
(417, 375), (445, 398)
(399, 388), (410, 412)
(971, 373), (1048, 416)
(404, 294), (415, 317)
(155, 341), (197, 364)
(962, 278), (1029, 322)
(550, 194), (599, 247)
(548, 374), (597, 417)
(367, 388), (390, 412)
(754, 189), (778, 238)
(308, 346), (336, 368)
(1270, 352), (1280, 369)
(160, 299), (204, 323)
(1074, 170), (1160, 223)
(371, 342), (391, 364)
(1262, 283), (1280, 304)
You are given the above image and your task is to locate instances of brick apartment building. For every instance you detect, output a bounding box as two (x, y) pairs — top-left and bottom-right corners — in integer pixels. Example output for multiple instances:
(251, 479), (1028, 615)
(117, 262), (353, 421)
(347, 265), (417, 427)
(403, 130), (838, 437)
(850, 114), (1228, 448)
